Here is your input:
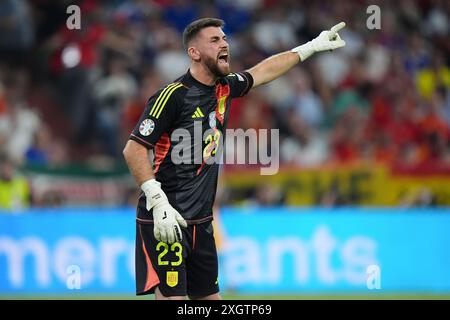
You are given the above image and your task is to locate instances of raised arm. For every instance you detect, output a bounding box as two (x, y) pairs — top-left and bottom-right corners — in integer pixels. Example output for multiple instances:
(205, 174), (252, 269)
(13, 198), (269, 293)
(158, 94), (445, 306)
(247, 22), (346, 88)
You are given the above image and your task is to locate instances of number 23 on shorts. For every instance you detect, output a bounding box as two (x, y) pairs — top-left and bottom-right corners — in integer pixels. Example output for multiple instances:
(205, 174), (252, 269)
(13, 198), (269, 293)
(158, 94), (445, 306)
(156, 242), (183, 266)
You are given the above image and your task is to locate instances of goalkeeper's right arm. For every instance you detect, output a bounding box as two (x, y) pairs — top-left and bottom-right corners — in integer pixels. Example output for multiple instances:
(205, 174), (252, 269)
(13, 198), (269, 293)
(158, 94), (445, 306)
(123, 140), (186, 244)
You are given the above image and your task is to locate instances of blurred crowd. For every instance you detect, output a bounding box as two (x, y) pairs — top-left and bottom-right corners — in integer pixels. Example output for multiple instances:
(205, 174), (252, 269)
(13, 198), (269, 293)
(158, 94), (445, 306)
(0, 0), (449, 209)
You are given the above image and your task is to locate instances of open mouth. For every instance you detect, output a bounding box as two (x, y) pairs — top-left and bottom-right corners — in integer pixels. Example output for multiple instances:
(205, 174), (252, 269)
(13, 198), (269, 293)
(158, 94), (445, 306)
(218, 52), (229, 64)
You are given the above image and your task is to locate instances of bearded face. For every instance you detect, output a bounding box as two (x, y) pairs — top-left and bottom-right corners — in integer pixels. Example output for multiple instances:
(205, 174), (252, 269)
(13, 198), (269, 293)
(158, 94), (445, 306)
(190, 26), (230, 78)
(202, 49), (230, 77)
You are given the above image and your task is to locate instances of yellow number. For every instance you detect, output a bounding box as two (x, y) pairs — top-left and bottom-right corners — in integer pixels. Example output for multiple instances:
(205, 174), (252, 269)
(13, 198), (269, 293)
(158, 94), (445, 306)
(156, 242), (169, 266)
(157, 242), (183, 266)
(203, 134), (213, 158)
(211, 131), (221, 156)
(171, 243), (183, 266)
(203, 131), (221, 158)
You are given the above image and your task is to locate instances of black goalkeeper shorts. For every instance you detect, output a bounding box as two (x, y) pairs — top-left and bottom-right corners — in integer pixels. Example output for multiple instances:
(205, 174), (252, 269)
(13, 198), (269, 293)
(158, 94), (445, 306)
(135, 214), (219, 297)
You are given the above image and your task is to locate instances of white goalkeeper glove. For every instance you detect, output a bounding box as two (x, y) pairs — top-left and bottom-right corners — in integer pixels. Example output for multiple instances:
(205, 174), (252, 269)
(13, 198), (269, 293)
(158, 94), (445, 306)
(292, 22), (346, 62)
(141, 179), (187, 244)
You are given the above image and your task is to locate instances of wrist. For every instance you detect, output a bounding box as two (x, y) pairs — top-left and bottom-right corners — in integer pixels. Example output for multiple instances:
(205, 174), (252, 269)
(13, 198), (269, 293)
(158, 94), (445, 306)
(291, 41), (315, 62)
(140, 178), (159, 191)
(141, 179), (168, 209)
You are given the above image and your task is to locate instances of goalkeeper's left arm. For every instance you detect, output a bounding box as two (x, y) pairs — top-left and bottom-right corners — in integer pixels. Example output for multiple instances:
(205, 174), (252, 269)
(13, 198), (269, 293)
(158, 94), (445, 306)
(247, 22), (346, 87)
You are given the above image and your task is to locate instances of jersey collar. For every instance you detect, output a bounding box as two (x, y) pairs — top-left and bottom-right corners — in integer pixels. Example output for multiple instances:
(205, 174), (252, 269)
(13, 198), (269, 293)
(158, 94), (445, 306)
(186, 69), (218, 90)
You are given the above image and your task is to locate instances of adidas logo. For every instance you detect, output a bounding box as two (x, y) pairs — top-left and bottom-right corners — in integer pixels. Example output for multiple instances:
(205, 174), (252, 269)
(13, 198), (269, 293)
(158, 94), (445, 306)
(192, 107), (205, 119)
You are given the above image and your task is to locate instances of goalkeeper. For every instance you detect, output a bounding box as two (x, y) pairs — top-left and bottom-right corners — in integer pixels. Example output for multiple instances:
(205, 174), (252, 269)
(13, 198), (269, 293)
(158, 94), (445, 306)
(123, 18), (345, 300)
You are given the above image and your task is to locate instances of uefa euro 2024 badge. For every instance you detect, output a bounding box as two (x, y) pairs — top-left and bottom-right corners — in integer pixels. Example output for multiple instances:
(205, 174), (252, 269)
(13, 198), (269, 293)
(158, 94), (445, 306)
(139, 119), (155, 136)
(209, 111), (216, 128)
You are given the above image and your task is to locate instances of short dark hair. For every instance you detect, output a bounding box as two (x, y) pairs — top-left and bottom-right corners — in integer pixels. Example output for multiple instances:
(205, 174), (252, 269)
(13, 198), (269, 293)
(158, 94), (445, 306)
(182, 18), (225, 51)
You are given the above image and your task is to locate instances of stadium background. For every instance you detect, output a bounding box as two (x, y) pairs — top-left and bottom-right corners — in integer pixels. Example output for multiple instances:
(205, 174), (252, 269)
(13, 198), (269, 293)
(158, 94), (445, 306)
(1, 0), (449, 299)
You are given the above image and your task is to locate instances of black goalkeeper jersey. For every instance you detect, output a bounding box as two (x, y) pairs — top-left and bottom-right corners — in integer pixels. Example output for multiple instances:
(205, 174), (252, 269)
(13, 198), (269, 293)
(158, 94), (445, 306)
(130, 69), (253, 223)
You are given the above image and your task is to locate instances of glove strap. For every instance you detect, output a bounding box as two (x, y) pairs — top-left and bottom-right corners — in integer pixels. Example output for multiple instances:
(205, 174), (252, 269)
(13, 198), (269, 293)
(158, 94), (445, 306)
(141, 179), (168, 209)
(291, 41), (315, 62)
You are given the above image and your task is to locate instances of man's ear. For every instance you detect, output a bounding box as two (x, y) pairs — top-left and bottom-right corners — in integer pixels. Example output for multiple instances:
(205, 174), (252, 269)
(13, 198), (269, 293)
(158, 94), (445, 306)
(187, 47), (201, 61)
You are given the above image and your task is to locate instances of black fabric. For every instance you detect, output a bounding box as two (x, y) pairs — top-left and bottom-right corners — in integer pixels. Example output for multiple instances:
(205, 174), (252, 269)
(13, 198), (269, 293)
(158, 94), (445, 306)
(130, 69), (253, 221)
(136, 218), (219, 297)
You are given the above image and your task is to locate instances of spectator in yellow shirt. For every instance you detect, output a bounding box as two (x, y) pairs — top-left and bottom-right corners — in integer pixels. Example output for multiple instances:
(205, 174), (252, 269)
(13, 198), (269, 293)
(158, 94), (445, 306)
(416, 52), (450, 100)
(0, 154), (29, 211)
